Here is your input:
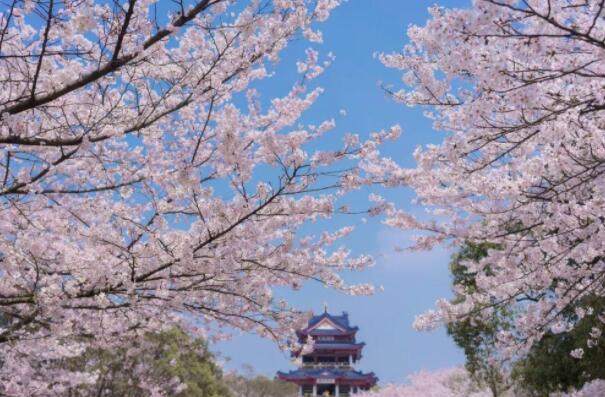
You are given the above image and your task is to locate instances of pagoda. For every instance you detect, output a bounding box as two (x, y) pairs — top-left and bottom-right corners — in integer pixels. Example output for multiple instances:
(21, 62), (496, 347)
(277, 309), (378, 396)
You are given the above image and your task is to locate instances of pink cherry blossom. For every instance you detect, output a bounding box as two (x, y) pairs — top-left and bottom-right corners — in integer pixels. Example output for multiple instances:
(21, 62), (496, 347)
(357, 368), (492, 397)
(371, 0), (605, 358)
(0, 0), (398, 394)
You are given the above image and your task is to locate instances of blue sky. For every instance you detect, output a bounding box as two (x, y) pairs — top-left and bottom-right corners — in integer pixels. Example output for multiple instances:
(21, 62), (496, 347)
(212, 0), (472, 385)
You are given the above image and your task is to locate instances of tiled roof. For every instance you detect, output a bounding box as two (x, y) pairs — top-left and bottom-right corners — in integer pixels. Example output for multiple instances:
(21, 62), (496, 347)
(308, 311), (354, 330)
(300, 311), (359, 335)
(311, 342), (365, 350)
(277, 367), (377, 382)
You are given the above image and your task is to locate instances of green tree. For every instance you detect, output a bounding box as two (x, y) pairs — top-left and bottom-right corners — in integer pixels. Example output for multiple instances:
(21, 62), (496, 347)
(224, 365), (297, 397)
(512, 295), (605, 397)
(63, 328), (231, 397)
(447, 243), (605, 397)
(446, 242), (512, 397)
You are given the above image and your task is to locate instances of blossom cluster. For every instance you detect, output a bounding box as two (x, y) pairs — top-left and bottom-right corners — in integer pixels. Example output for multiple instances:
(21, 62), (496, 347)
(371, 0), (605, 358)
(357, 368), (605, 397)
(356, 368), (492, 397)
(0, 0), (398, 394)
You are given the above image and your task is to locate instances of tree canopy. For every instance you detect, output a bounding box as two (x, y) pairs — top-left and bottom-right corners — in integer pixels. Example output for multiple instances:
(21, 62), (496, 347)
(62, 327), (232, 397)
(3, 0), (605, 394)
(0, 0), (397, 393)
(370, 0), (605, 360)
(224, 367), (297, 397)
(446, 243), (512, 397)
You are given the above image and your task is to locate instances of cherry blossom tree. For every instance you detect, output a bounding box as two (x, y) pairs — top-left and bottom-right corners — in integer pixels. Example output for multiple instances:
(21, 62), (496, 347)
(0, 0), (398, 394)
(372, 0), (605, 358)
(355, 369), (605, 397)
(356, 368), (492, 397)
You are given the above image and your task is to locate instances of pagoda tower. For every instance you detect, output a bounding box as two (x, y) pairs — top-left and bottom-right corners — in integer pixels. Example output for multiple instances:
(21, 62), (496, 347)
(277, 309), (378, 396)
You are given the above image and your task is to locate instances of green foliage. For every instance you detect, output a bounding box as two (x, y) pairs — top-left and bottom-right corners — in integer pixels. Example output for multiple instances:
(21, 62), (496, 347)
(63, 328), (231, 397)
(224, 366), (297, 397)
(446, 242), (511, 397)
(145, 329), (232, 397)
(447, 242), (605, 397)
(449, 241), (500, 295)
(512, 296), (605, 397)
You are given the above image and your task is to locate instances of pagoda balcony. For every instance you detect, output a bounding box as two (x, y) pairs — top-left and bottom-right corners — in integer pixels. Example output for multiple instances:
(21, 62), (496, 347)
(302, 362), (353, 369)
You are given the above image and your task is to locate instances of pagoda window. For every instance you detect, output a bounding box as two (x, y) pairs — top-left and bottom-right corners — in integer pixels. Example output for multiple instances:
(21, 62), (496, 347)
(316, 335), (334, 342)
(317, 356), (335, 363)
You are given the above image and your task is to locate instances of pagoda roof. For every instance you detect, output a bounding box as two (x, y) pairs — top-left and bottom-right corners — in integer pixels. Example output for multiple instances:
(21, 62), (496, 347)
(311, 342), (365, 351)
(299, 311), (359, 336)
(291, 341), (365, 359)
(277, 368), (378, 386)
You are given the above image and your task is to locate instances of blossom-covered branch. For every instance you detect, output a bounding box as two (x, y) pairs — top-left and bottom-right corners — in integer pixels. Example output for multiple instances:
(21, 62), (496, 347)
(373, 0), (605, 358)
(0, 0), (394, 394)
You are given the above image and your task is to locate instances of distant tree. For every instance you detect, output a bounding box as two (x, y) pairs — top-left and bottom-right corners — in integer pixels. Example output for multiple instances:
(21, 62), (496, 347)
(224, 365), (297, 397)
(356, 368), (492, 397)
(355, 369), (605, 397)
(446, 242), (512, 397)
(62, 327), (231, 397)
